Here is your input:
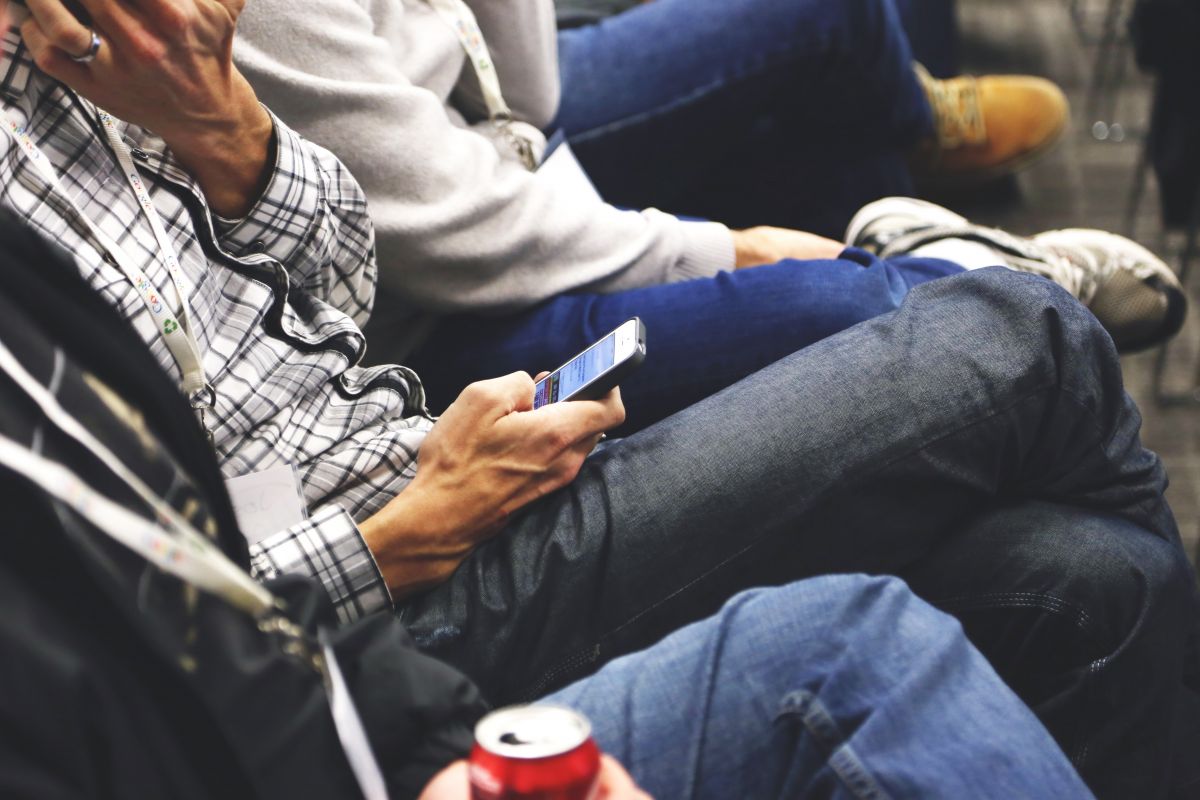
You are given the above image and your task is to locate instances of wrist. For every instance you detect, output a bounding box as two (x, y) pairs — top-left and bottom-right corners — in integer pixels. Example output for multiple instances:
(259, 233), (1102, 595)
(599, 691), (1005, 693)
(359, 481), (475, 602)
(160, 74), (275, 218)
(731, 228), (765, 269)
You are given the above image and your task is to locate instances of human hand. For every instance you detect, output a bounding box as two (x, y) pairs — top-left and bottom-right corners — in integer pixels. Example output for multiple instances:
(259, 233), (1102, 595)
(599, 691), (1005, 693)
(19, 0), (273, 216)
(418, 755), (652, 799)
(361, 372), (625, 599)
(731, 226), (845, 268)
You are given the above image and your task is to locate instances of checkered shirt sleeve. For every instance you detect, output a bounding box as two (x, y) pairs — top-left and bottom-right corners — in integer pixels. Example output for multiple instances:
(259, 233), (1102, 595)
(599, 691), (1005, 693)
(249, 505), (392, 623)
(214, 109), (377, 328)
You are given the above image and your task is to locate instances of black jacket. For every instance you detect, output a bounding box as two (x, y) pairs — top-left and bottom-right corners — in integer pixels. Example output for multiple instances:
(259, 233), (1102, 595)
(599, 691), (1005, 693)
(0, 214), (486, 799)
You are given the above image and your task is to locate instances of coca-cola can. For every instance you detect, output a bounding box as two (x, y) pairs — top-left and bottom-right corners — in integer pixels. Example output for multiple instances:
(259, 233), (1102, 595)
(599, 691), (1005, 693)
(469, 705), (602, 800)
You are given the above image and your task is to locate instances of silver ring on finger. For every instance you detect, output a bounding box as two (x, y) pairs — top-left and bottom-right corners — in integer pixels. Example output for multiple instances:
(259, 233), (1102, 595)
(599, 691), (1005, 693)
(69, 29), (102, 64)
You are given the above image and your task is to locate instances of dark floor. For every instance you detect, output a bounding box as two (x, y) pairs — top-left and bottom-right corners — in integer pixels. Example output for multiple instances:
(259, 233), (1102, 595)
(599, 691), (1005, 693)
(947, 0), (1200, 571)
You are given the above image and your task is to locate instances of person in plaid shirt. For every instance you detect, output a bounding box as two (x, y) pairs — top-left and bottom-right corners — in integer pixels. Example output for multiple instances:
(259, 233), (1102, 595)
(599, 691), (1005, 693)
(1, 1), (1196, 795)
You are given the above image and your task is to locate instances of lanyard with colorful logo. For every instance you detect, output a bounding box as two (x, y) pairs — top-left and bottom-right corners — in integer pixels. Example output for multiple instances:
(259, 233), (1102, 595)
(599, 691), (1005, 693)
(0, 333), (388, 800)
(1, 104), (216, 437)
(424, 0), (544, 169)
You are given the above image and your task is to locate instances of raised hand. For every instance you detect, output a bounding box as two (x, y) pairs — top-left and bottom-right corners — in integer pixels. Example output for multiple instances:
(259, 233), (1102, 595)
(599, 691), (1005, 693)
(20, 0), (273, 216)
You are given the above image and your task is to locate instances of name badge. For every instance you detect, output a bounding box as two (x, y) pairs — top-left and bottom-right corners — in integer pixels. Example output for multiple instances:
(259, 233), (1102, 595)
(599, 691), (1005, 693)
(224, 464), (308, 545)
(538, 130), (602, 205)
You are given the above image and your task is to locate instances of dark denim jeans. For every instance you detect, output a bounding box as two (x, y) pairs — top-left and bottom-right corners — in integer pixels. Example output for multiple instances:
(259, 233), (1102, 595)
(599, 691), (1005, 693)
(407, 249), (963, 433)
(553, 0), (935, 237)
(550, 576), (1092, 799)
(399, 269), (1198, 798)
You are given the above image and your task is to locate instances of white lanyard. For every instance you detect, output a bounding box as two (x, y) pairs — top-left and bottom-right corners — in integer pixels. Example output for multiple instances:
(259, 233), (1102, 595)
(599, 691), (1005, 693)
(425, 0), (541, 169)
(0, 333), (389, 799)
(0, 333), (270, 617)
(1, 105), (215, 423)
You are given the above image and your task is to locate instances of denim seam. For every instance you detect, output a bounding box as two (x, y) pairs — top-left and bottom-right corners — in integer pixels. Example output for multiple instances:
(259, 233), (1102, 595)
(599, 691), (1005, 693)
(779, 690), (892, 800)
(932, 591), (1095, 630)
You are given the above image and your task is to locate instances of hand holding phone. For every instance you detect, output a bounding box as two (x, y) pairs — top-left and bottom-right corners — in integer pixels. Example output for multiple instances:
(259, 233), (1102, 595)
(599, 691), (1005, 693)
(533, 318), (646, 408)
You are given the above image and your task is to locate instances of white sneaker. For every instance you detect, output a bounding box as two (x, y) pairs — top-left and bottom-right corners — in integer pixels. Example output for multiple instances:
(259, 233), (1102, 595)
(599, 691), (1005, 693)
(1033, 229), (1187, 352)
(846, 197), (1187, 352)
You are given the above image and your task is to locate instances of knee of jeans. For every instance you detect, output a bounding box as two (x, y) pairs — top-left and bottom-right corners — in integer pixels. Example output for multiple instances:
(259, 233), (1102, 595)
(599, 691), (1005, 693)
(921, 267), (1113, 356)
(743, 574), (955, 649)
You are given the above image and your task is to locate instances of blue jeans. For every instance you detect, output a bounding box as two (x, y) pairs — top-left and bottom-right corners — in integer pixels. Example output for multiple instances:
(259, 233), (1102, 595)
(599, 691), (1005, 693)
(400, 269), (1199, 798)
(553, 0), (935, 237)
(407, 249), (963, 433)
(547, 576), (1093, 799)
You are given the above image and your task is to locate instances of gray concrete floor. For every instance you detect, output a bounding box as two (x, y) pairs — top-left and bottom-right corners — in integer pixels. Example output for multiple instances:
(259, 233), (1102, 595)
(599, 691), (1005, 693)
(945, 0), (1200, 571)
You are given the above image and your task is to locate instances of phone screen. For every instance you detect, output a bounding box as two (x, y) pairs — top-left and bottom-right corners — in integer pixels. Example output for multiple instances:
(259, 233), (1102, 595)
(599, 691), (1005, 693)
(534, 332), (618, 408)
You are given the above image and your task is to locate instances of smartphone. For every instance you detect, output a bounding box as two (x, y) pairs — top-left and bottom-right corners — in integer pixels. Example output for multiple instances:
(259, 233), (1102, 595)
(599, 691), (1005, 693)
(533, 318), (646, 408)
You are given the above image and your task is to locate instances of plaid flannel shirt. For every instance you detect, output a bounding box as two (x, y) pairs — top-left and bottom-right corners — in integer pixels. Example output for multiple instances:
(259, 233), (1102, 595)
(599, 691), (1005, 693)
(0, 31), (433, 623)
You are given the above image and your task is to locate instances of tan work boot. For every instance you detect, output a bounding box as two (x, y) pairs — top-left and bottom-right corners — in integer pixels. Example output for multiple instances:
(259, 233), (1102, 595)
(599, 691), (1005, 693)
(912, 64), (1069, 183)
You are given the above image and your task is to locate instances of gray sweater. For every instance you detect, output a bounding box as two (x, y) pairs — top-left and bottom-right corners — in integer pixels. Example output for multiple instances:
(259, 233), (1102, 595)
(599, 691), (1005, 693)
(234, 0), (734, 357)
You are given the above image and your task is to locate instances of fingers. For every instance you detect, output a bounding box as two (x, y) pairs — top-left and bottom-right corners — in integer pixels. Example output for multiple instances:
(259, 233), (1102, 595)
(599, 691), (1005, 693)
(456, 372), (537, 418)
(23, 0), (93, 58)
(598, 754), (653, 800)
(68, 0), (174, 64)
(100, 0), (189, 38)
(416, 761), (470, 800)
(537, 386), (625, 437)
(19, 11), (95, 86)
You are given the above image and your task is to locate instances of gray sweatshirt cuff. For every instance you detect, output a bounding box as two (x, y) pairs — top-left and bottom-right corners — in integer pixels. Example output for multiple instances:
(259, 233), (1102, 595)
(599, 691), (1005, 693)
(669, 221), (737, 282)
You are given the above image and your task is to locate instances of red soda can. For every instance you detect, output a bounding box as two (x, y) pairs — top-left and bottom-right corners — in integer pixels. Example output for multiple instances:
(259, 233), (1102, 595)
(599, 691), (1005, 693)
(469, 705), (602, 800)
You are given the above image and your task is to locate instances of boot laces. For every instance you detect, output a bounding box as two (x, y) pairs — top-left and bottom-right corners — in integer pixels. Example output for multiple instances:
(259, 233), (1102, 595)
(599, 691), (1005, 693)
(916, 64), (987, 149)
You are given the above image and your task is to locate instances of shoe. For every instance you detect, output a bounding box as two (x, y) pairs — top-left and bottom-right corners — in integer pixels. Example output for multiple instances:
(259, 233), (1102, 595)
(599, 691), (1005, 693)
(846, 197), (1188, 352)
(1033, 229), (1187, 352)
(912, 64), (1069, 183)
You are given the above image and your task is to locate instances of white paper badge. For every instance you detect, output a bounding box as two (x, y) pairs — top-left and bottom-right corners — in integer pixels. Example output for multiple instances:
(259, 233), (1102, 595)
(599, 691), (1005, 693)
(538, 138), (602, 205)
(225, 464), (308, 545)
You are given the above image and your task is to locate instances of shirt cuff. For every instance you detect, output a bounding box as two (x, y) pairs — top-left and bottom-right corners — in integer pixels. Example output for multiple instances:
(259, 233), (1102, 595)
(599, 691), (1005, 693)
(213, 109), (324, 264)
(248, 505), (393, 625)
(668, 220), (736, 282)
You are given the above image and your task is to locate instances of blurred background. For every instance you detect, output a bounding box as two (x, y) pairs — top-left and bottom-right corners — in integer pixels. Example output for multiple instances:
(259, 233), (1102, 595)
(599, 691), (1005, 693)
(935, 0), (1200, 574)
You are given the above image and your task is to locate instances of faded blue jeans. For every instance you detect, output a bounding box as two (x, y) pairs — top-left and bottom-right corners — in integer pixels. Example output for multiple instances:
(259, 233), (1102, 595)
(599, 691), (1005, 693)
(548, 576), (1093, 799)
(407, 249), (963, 433)
(553, 0), (936, 237)
(402, 269), (1199, 798)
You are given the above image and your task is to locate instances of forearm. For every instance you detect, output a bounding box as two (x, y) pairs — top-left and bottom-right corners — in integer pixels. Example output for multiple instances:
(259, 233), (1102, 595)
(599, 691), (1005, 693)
(160, 71), (275, 219)
(358, 484), (479, 602)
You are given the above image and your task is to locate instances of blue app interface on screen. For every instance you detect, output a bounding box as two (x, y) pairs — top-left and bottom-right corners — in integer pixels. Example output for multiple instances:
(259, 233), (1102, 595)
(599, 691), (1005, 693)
(534, 334), (616, 407)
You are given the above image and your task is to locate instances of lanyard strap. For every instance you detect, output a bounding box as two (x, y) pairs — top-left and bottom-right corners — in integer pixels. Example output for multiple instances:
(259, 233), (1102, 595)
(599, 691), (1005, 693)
(1, 106), (214, 412)
(0, 333), (391, 800)
(0, 333), (271, 617)
(424, 0), (540, 169)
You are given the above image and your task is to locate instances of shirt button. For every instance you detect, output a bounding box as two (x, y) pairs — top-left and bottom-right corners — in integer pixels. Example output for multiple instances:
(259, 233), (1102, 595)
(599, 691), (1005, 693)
(248, 240), (267, 255)
(130, 148), (151, 162)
